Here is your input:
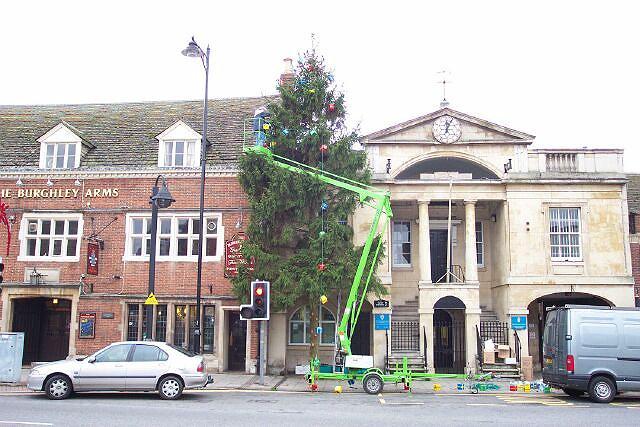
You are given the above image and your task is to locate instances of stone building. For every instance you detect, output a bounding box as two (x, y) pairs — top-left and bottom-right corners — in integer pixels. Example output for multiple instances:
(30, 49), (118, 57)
(347, 106), (636, 374)
(0, 98), (268, 372)
(626, 174), (640, 307)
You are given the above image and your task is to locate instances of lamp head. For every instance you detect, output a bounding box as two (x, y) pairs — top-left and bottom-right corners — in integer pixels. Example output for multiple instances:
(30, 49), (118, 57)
(152, 178), (176, 209)
(182, 37), (204, 58)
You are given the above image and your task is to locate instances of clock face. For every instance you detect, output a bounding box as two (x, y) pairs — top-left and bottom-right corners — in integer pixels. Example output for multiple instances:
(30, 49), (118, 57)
(432, 115), (462, 143)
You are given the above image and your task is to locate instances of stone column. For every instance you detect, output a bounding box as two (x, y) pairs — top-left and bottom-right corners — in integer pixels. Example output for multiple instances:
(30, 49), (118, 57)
(464, 200), (479, 284)
(465, 309), (481, 374)
(418, 200), (431, 283)
(419, 308), (435, 372)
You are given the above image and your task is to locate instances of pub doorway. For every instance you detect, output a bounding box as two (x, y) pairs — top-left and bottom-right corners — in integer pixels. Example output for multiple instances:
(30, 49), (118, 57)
(227, 311), (247, 371)
(11, 297), (71, 364)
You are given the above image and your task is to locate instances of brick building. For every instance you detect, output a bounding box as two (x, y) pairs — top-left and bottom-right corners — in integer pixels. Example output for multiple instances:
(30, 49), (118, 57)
(627, 174), (640, 307)
(0, 98), (268, 372)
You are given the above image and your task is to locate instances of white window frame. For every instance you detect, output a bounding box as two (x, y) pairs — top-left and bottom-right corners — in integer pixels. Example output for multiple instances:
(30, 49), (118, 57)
(392, 220), (412, 267)
(549, 207), (582, 262)
(156, 120), (202, 168)
(288, 306), (336, 346)
(37, 123), (82, 169)
(124, 212), (223, 262)
(475, 221), (484, 267)
(18, 213), (83, 262)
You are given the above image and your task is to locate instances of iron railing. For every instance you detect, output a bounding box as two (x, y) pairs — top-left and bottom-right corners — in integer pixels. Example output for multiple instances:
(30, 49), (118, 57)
(423, 326), (428, 370)
(476, 325), (483, 365)
(479, 321), (510, 345)
(514, 331), (522, 365)
(391, 321), (420, 352)
(433, 319), (466, 374)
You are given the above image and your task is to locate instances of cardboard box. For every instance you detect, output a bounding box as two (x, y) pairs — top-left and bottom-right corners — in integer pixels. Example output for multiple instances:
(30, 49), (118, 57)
(504, 357), (517, 365)
(497, 345), (511, 359)
(521, 356), (533, 381)
(483, 350), (495, 364)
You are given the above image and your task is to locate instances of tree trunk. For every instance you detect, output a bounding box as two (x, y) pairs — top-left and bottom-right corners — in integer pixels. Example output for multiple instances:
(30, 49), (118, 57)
(309, 304), (319, 362)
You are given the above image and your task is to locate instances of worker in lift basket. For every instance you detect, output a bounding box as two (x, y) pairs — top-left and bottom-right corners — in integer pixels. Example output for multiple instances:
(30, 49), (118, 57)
(253, 107), (270, 146)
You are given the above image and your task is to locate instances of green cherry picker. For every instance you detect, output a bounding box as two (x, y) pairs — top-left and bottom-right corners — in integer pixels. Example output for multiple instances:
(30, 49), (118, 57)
(244, 144), (490, 394)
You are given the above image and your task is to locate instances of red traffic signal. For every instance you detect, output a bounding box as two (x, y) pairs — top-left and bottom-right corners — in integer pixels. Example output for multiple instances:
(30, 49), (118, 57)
(240, 280), (270, 321)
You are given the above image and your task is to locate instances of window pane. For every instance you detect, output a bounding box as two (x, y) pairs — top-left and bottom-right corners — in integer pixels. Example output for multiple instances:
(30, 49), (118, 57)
(39, 239), (50, 256)
(206, 219), (218, 234)
(192, 219), (200, 234)
(178, 238), (188, 256)
(160, 218), (171, 234)
(155, 305), (167, 342)
(132, 237), (142, 256)
(159, 238), (171, 256)
(145, 219), (152, 234)
(68, 220), (79, 235)
(206, 238), (217, 256)
(46, 144), (54, 168)
(54, 220), (65, 235)
(321, 322), (335, 344)
(203, 306), (215, 353)
(290, 321), (304, 343)
(96, 344), (132, 363)
(28, 220), (37, 235)
(178, 219), (189, 234)
(191, 239), (200, 256)
(165, 142), (173, 166)
(66, 144), (76, 168)
(67, 239), (77, 256)
(174, 305), (187, 348)
(127, 304), (140, 340)
(145, 238), (151, 255)
(56, 143), (66, 168)
(52, 239), (62, 256)
(133, 219), (143, 234)
(27, 239), (36, 256)
(41, 220), (51, 235)
(132, 345), (163, 362)
(175, 141), (184, 166)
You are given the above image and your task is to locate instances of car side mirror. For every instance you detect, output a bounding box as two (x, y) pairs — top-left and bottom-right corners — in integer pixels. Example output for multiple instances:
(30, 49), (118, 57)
(87, 356), (96, 363)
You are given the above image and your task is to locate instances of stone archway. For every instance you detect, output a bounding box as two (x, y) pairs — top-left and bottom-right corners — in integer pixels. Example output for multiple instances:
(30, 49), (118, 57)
(526, 292), (612, 371)
(433, 296), (466, 373)
(394, 152), (502, 180)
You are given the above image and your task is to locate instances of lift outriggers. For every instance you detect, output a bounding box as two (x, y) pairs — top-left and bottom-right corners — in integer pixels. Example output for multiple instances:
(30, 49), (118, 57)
(244, 144), (489, 394)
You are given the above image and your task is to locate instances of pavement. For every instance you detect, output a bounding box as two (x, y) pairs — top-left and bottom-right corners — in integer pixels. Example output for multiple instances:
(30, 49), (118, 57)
(1, 388), (640, 427)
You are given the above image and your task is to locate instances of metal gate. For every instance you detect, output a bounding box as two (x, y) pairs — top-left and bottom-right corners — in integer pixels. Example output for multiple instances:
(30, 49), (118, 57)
(479, 321), (509, 345)
(434, 319), (466, 374)
(391, 321), (419, 352)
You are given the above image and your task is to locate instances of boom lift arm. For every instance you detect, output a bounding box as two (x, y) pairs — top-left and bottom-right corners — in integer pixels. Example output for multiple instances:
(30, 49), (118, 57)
(244, 145), (392, 357)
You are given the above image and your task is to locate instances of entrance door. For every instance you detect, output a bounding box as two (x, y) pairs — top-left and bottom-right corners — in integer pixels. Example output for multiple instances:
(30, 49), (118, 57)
(227, 312), (246, 371)
(350, 313), (371, 356)
(430, 230), (449, 283)
(12, 298), (71, 364)
(433, 310), (466, 374)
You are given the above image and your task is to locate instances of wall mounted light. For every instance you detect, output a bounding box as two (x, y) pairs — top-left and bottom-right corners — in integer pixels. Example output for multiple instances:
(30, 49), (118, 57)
(16, 177), (23, 186)
(235, 210), (244, 229)
(74, 178), (82, 186)
(503, 158), (512, 173)
(46, 178), (54, 187)
(52, 298), (59, 304)
(490, 214), (497, 223)
(386, 159), (392, 174)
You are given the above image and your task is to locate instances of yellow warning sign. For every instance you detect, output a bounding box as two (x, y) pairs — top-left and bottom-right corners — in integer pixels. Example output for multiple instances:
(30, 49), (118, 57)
(144, 293), (158, 305)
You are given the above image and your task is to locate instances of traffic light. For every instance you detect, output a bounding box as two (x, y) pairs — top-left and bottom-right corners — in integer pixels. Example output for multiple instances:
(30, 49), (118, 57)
(0, 256), (4, 284)
(240, 280), (270, 320)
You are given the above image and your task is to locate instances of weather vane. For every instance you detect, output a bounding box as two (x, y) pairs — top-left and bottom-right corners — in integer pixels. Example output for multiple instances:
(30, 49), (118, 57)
(436, 70), (451, 108)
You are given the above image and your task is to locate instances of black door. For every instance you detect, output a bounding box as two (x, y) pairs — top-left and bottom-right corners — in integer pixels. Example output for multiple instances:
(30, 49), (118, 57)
(227, 312), (246, 371)
(12, 298), (70, 364)
(433, 309), (466, 374)
(350, 313), (371, 356)
(430, 230), (448, 283)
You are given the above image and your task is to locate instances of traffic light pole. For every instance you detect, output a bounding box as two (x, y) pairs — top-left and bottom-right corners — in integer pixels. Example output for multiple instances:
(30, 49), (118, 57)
(259, 320), (266, 385)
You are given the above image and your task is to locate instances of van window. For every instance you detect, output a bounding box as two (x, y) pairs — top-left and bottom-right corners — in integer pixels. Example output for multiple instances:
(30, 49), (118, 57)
(544, 310), (558, 347)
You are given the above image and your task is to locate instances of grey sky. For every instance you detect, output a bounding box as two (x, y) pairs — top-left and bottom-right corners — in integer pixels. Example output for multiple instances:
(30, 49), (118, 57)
(2, 1), (638, 171)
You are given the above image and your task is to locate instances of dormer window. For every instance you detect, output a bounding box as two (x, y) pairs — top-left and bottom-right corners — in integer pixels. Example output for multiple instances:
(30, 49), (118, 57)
(38, 122), (90, 170)
(156, 120), (202, 168)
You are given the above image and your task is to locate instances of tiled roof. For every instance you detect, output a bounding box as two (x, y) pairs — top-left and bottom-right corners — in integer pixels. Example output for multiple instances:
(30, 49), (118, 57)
(627, 174), (640, 213)
(0, 96), (275, 170)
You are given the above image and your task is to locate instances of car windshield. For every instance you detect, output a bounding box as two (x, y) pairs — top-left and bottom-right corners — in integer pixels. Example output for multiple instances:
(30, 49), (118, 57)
(167, 343), (196, 357)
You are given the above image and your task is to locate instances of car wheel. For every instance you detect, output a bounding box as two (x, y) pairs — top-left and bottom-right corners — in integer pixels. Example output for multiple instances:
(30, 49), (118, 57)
(588, 376), (616, 403)
(44, 374), (73, 400)
(158, 376), (183, 400)
(363, 374), (383, 395)
(562, 388), (584, 397)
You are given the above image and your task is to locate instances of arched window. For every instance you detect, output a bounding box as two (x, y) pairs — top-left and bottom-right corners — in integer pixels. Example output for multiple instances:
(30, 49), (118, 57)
(289, 306), (336, 345)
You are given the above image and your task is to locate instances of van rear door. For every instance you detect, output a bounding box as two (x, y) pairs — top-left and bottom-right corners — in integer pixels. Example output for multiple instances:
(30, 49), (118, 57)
(542, 309), (560, 381)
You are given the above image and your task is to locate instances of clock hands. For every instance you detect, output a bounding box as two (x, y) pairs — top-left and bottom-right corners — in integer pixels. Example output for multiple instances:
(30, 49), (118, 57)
(444, 118), (452, 134)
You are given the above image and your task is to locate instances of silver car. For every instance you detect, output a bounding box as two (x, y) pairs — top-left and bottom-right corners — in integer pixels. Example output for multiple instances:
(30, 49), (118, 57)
(27, 341), (212, 400)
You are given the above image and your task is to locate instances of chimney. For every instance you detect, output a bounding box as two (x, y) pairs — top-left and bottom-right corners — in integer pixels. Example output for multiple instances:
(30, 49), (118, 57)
(279, 57), (295, 86)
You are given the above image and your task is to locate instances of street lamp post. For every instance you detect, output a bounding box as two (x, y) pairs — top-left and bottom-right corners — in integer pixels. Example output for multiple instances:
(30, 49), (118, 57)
(182, 37), (210, 354)
(146, 175), (175, 340)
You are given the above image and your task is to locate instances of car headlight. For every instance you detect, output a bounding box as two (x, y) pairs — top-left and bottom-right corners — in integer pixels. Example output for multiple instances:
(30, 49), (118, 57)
(30, 369), (42, 376)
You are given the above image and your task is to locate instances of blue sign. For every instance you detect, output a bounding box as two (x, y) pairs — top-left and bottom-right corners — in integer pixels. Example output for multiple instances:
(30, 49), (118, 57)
(374, 314), (390, 330)
(511, 316), (527, 330)
(316, 326), (323, 335)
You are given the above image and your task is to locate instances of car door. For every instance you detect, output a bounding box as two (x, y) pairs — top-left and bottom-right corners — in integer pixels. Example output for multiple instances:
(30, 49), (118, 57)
(75, 344), (133, 391)
(126, 344), (170, 390)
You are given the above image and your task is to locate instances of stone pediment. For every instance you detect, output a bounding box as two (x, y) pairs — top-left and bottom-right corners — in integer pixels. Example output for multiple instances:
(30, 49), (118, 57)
(362, 108), (535, 145)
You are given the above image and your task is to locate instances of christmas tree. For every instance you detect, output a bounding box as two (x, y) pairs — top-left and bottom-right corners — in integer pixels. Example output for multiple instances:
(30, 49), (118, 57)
(232, 50), (385, 360)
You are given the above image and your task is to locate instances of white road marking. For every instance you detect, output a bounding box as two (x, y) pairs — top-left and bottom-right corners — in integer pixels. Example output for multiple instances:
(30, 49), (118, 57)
(0, 422), (53, 426)
(467, 403), (507, 406)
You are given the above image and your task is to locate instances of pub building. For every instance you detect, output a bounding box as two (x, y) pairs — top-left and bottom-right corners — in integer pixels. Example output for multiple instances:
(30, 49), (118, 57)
(0, 98), (267, 372)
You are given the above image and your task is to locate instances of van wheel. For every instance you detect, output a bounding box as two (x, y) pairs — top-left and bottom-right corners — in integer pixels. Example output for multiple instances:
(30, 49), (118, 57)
(158, 376), (183, 400)
(562, 388), (584, 397)
(588, 376), (615, 403)
(363, 374), (383, 395)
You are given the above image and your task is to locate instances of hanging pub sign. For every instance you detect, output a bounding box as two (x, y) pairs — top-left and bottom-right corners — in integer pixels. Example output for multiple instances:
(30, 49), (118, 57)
(374, 299), (390, 308)
(224, 233), (255, 277)
(79, 312), (96, 339)
(87, 242), (100, 276)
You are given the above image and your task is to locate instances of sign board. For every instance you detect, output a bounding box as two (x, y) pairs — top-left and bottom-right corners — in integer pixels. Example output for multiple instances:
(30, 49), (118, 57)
(101, 312), (115, 319)
(374, 314), (390, 330)
(224, 233), (255, 277)
(144, 293), (158, 305)
(79, 312), (96, 339)
(374, 299), (389, 308)
(86, 242), (99, 276)
(511, 315), (527, 330)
